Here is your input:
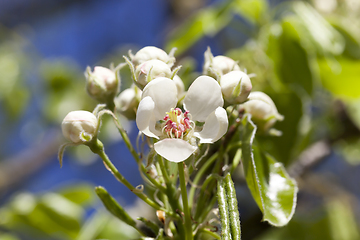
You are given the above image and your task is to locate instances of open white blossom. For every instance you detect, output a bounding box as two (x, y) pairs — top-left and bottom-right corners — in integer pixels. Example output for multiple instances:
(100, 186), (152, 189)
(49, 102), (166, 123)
(136, 76), (228, 162)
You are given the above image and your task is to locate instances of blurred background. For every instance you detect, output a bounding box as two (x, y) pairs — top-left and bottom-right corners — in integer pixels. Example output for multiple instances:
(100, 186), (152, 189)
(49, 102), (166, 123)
(0, 0), (360, 239)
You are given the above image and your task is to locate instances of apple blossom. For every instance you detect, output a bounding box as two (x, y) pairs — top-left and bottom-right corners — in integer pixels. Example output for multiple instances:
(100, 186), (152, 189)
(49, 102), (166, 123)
(220, 71), (252, 104)
(136, 76), (228, 162)
(61, 110), (98, 143)
(240, 91), (284, 132)
(85, 66), (119, 103)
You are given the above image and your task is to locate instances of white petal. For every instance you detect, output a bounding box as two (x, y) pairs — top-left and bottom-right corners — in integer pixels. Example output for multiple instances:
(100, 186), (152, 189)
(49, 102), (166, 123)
(183, 76), (224, 122)
(142, 77), (177, 120)
(194, 107), (228, 143)
(136, 96), (160, 139)
(154, 139), (197, 163)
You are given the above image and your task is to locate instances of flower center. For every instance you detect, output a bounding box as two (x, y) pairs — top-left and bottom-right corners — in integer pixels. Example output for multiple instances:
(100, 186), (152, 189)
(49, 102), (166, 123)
(163, 108), (193, 139)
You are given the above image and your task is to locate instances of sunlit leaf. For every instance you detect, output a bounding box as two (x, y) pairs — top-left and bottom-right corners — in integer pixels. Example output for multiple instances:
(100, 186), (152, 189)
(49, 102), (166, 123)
(267, 19), (314, 95)
(166, 1), (234, 55)
(59, 183), (95, 206)
(233, 0), (268, 25)
(326, 198), (360, 240)
(292, 2), (345, 56)
(318, 57), (360, 100)
(241, 115), (298, 226)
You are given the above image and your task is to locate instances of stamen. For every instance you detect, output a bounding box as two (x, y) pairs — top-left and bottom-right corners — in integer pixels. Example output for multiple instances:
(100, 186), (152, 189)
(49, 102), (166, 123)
(162, 108), (194, 139)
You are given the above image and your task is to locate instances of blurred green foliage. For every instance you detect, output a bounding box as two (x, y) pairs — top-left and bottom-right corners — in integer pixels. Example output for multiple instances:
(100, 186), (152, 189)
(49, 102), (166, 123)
(1, 0), (360, 239)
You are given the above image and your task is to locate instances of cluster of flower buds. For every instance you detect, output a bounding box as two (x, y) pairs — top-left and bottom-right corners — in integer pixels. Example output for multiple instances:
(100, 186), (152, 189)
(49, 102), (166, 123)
(128, 46), (178, 89)
(61, 45), (284, 155)
(203, 48), (283, 134)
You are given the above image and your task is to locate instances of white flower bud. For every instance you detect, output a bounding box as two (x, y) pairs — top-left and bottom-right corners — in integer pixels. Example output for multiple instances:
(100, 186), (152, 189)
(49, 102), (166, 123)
(85, 66), (119, 102)
(61, 111), (98, 143)
(203, 48), (240, 78)
(132, 46), (175, 67)
(241, 91), (284, 132)
(220, 71), (252, 104)
(115, 85), (142, 120)
(173, 75), (185, 100)
(135, 60), (172, 87)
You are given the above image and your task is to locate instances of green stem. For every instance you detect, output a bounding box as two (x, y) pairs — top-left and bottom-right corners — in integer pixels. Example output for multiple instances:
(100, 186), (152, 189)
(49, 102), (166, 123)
(188, 152), (219, 210)
(158, 156), (186, 238)
(113, 117), (166, 192)
(178, 162), (193, 240)
(89, 139), (176, 218)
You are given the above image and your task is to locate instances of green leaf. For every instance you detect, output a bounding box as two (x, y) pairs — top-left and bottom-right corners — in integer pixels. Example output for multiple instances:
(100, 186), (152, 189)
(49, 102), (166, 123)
(241, 115), (298, 226)
(331, 23), (360, 59)
(95, 186), (137, 228)
(318, 57), (360, 100)
(292, 2), (345, 56)
(233, 0), (268, 25)
(155, 228), (164, 240)
(137, 217), (160, 235)
(165, 1), (234, 55)
(59, 183), (95, 206)
(267, 18), (314, 95)
(346, 99), (360, 130)
(326, 198), (360, 240)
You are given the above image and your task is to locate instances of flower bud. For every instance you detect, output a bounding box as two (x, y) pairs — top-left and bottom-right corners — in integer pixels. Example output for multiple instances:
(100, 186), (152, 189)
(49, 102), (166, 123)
(220, 71), (252, 104)
(132, 46), (175, 67)
(240, 91), (284, 132)
(115, 85), (142, 120)
(61, 110), (98, 143)
(85, 66), (119, 103)
(203, 48), (240, 78)
(135, 60), (172, 87)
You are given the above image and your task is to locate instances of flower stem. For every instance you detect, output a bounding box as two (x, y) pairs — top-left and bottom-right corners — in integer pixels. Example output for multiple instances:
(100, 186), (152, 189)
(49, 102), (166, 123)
(113, 116), (166, 192)
(158, 156), (186, 238)
(89, 139), (175, 218)
(178, 162), (193, 240)
(188, 152), (219, 210)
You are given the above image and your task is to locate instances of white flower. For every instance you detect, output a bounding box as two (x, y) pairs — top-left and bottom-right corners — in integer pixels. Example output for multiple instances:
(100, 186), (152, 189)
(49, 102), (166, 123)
(220, 71), (252, 104)
(135, 60), (172, 87)
(136, 76), (228, 162)
(85, 66), (119, 102)
(62, 110), (98, 143)
(131, 46), (175, 67)
(240, 91), (284, 132)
